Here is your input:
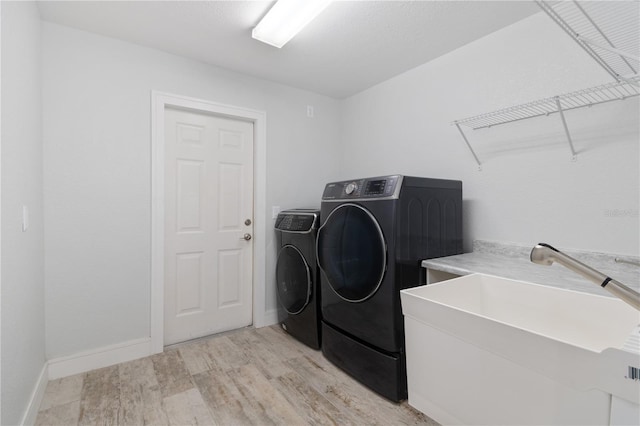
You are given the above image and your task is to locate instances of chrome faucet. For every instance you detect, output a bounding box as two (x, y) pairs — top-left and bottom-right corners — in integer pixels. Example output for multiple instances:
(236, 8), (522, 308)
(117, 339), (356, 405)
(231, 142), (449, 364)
(530, 243), (640, 311)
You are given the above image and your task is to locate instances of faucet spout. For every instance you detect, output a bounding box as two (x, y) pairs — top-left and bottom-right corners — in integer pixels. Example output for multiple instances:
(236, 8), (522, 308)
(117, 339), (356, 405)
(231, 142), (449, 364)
(530, 243), (640, 311)
(530, 243), (562, 266)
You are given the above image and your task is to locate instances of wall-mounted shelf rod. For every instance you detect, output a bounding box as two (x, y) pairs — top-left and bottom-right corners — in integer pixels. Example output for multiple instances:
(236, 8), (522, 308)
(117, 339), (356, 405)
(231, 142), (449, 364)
(453, 122), (482, 170)
(553, 96), (577, 161)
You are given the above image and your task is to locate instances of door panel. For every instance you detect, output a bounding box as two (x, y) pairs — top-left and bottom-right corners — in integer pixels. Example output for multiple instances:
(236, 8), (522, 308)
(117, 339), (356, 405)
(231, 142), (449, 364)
(317, 204), (387, 302)
(175, 252), (204, 315)
(165, 107), (254, 345)
(218, 163), (243, 230)
(218, 249), (243, 308)
(176, 160), (204, 231)
(177, 122), (204, 146)
(276, 245), (311, 315)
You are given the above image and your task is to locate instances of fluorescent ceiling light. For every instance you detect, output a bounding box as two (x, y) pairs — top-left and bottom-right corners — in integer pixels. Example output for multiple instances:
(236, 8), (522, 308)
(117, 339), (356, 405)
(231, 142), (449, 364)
(252, 0), (333, 48)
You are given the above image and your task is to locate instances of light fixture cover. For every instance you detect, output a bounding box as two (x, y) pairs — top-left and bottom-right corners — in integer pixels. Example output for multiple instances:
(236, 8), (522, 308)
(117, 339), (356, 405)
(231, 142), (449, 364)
(252, 0), (333, 48)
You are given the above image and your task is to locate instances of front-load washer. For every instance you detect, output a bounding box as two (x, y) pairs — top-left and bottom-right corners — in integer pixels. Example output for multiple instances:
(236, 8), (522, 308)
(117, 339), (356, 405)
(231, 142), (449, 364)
(275, 209), (321, 349)
(317, 175), (462, 401)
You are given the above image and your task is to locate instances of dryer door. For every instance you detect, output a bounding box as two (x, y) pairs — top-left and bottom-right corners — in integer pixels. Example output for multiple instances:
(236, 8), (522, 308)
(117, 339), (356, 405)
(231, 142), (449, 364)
(317, 203), (386, 302)
(276, 245), (312, 315)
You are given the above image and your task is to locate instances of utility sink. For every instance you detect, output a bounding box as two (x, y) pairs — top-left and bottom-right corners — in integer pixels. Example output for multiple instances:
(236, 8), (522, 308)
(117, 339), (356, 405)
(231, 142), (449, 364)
(400, 273), (640, 425)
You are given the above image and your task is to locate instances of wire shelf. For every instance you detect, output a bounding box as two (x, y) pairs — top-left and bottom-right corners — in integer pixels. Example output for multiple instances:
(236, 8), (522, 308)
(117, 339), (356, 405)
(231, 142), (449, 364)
(452, 1), (639, 169)
(537, 0), (639, 83)
(455, 77), (640, 130)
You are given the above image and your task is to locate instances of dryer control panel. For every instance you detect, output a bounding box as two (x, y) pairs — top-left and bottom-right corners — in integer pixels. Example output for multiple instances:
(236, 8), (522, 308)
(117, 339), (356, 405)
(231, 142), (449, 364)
(322, 175), (403, 201)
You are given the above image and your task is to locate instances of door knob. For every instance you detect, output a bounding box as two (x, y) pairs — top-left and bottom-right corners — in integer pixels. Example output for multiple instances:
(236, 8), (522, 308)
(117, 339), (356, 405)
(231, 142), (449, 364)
(242, 233), (252, 241)
(245, 219), (252, 226)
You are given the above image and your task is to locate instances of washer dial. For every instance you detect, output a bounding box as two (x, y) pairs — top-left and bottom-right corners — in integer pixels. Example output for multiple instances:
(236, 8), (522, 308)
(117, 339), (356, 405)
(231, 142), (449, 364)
(345, 182), (358, 195)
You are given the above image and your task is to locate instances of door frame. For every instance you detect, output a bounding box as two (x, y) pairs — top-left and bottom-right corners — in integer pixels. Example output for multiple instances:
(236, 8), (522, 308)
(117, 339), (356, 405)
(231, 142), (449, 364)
(150, 91), (267, 354)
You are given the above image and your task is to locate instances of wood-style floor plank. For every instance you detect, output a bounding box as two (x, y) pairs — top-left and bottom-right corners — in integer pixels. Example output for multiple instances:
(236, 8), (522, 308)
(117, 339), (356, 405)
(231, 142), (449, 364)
(201, 335), (251, 371)
(35, 400), (81, 426)
(39, 373), (84, 412)
(193, 369), (257, 425)
(178, 339), (219, 376)
(162, 388), (216, 426)
(226, 364), (308, 425)
(150, 349), (194, 398)
(37, 325), (439, 426)
(271, 369), (355, 426)
(77, 366), (121, 426)
(118, 357), (169, 426)
(227, 328), (292, 379)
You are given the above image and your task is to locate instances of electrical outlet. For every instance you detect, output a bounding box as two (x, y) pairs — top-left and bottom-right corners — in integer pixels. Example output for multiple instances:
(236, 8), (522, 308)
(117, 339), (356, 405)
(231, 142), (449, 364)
(272, 206), (281, 219)
(306, 105), (314, 118)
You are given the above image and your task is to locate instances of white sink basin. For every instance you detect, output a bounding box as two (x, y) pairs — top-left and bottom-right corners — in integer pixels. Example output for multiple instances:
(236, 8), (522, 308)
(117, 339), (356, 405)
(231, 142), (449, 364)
(401, 273), (640, 425)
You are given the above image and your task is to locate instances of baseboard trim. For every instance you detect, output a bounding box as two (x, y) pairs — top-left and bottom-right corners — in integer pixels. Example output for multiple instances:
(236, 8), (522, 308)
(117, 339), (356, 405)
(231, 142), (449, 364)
(47, 337), (152, 380)
(21, 363), (49, 426)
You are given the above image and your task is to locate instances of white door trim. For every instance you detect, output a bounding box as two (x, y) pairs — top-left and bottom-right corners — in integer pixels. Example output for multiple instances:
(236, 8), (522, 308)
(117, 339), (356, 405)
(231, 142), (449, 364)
(150, 91), (267, 354)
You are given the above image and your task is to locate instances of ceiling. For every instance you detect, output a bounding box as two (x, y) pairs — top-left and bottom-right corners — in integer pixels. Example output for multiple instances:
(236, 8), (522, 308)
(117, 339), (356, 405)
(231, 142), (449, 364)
(36, 1), (542, 99)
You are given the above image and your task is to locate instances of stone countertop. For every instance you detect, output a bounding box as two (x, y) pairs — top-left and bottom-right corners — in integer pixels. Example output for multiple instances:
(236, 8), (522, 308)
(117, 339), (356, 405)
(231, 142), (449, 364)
(422, 240), (640, 299)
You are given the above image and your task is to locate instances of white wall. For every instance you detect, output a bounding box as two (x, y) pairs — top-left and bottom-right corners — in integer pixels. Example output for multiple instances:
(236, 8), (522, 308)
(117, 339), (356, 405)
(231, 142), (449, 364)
(42, 22), (342, 359)
(340, 13), (639, 256)
(1, 1), (46, 424)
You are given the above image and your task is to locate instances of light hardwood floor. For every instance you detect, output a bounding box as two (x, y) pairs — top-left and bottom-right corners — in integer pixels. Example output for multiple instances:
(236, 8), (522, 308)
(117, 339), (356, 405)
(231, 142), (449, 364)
(36, 325), (438, 425)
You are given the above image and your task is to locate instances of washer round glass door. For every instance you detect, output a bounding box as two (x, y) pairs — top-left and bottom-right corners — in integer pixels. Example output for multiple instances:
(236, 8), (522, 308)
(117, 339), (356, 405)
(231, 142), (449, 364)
(317, 203), (386, 302)
(276, 245), (311, 315)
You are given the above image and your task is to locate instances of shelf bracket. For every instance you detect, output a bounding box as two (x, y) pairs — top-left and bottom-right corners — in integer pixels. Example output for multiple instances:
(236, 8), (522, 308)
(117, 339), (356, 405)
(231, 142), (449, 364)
(454, 122), (482, 170)
(554, 96), (577, 161)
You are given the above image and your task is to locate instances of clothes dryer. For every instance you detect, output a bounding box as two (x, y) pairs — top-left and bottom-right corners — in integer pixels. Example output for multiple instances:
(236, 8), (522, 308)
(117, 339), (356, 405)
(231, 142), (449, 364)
(317, 175), (462, 401)
(275, 209), (321, 349)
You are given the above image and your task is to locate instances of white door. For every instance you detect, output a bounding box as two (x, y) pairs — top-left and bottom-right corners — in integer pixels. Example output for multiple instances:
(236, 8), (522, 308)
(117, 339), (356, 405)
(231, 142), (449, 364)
(164, 107), (254, 345)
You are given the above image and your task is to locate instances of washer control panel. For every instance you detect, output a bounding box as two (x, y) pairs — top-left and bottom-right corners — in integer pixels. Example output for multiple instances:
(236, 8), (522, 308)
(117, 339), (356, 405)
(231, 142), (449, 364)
(322, 175), (402, 200)
(275, 211), (318, 232)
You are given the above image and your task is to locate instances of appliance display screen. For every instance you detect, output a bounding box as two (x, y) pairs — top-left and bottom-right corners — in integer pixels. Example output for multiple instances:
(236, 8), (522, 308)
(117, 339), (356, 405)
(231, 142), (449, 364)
(366, 180), (386, 194)
(276, 214), (314, 231)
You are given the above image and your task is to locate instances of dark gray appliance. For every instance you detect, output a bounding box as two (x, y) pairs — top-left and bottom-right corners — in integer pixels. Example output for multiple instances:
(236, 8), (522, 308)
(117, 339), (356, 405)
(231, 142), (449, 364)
(317, 175), (462, 401)
(275, 209), (322, 349)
